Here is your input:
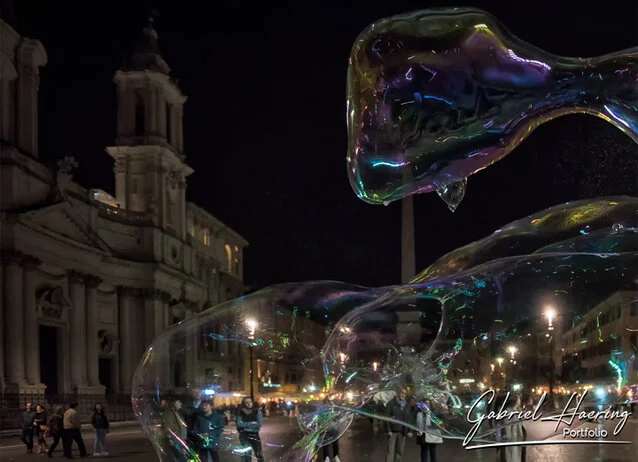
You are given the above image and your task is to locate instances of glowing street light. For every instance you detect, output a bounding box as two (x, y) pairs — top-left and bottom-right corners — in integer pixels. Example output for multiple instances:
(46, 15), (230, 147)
(507, 346), (518, 359)
(545, 306), (556, 330)
(246, 318), (257, 339)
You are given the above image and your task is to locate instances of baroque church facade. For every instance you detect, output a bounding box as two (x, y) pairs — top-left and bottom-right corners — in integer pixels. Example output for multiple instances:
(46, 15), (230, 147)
(0, 14), (248, 404)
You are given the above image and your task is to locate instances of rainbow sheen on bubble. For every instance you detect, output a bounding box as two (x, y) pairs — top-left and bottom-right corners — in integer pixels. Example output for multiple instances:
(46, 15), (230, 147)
(131, 7), (638, 462)
(346, 7), (638, 207)
(132, 197), (637, 461)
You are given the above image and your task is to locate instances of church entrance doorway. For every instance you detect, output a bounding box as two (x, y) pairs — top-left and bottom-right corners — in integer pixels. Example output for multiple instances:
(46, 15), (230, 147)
(39, 325), (59, 396)
(99, 358), (113, 394)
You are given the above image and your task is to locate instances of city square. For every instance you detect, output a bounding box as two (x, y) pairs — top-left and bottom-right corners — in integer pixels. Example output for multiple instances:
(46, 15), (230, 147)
(1, 0), (637, 461)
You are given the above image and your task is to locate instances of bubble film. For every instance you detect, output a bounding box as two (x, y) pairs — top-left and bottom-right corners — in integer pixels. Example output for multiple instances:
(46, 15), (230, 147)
(346, 8), (638, 206)
(133, 197), (637, 461)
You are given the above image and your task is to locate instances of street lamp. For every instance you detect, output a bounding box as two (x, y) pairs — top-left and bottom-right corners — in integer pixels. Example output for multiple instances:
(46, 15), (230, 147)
(246, 318), (258, 401)
(545, 307), (556, 405)
(507, 346), (518, 360)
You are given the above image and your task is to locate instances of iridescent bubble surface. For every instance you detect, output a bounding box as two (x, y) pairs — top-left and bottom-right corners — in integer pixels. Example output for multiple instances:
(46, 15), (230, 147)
(133, 197), (637, 461)
(346, 8), (638, 206)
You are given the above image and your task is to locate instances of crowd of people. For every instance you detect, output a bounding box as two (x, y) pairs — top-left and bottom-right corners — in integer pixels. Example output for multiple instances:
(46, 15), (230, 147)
(20, 401), (110, 458)
(374, 388), (528, 462)
(17, 390), (528, 461)
(157, 395), (264, 462)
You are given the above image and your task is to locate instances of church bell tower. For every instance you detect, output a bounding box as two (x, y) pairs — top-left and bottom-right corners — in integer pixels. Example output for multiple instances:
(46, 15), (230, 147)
(105, 16), (192, 238)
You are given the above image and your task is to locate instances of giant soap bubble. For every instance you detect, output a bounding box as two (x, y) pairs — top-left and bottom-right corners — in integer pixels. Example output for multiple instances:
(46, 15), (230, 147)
(346, 7), (637, 208)
(132, 7), (637, 462)
(132, 196), (638, 461)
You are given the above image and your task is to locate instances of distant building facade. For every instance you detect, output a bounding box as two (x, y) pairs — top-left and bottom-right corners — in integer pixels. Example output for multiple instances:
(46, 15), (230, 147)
(0, 16), (247, 405)
(559, 291), (638, 385)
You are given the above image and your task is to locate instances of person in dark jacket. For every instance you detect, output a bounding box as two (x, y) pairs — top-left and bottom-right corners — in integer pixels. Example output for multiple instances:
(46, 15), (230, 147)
(193, 399), (225, 462)
(385, 389), (415, 462)
(90, 403), (110, 456)
(47, 406), (64, 458)
(34, 404), (49, 454)
(236, 397), (264, 462)
(22, 402), (35, 454)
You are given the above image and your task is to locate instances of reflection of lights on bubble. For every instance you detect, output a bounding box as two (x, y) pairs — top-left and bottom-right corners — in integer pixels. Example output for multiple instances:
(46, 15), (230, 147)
(512, 384), (522, 392)
(496, 357), (504, 367)
(545, 306), (556, 330)
(595, 387), (606, 399)
(346, 391), (354, 401)
(203, 389), (216, 396)
(246, 318), (257, 337)
(507, 346), (518, 358)
(372, 361), (379, 372)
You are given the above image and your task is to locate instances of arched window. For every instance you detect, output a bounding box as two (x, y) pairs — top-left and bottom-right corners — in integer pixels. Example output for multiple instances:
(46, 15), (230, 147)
(134, 93), (145, 136)
(203, 228), (211, 246)
(225, 244), (232, 273)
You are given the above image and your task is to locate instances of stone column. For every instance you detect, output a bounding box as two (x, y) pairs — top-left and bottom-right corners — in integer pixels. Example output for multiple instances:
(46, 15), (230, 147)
(0, 257), (3, 390)
(118, 287), (135, 393)
(23, 255), (42, 385)
(85, 275), (103, 387)
(184, 306), (197, 386)
(68, 271), (88, 389)
(149, 86), (158, 134)
(179, 181), (186, 239)
(4, 251), (26, 388)
(170, 106), (178, 147)
(176, 106), (184, 153)
(143, 293), (157, 349)
(154, 292), (169, 337)
(16, 62), (41, 157)
(158, 92), (167, 138)
(1, 75), (17, 143)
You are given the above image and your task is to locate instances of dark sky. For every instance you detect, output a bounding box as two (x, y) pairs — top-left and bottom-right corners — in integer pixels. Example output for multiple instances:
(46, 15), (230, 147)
(13, 1), (638, 290)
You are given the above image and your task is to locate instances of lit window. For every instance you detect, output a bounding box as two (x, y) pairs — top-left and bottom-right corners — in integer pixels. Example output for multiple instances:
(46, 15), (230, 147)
(203, 229), (211, 246)
(225, 244), (232, 273)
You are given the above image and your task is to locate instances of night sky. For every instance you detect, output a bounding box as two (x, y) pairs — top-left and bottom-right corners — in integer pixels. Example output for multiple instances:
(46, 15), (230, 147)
(12, 1), (638, 290)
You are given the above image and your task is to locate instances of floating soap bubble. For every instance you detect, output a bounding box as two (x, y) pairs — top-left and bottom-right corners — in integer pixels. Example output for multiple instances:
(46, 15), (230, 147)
(321, 196), (638, 448)
(133, 197), (637, 461)
(131, 282), (376, 461)
(346, 7), (638, 205)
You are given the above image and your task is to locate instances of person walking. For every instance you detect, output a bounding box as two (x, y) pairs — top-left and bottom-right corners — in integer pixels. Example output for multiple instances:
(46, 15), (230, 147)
(385, 389), (415, 462)
(416, 399), (442, 462)
(236, 397), (264, 462)
(496, 394), (527, 462)
(193, 399), (225, 462)
(21, 402), (35, 454)
(90, 403), (110, 456)
(47, 406), (64, 458)
(319, 397), (342, 462)
(34, 404), (49, 454)
(63, 402), (87, 459)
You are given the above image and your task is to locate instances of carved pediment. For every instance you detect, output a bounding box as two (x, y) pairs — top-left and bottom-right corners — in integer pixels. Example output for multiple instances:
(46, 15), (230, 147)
(19, 202), (111, 252)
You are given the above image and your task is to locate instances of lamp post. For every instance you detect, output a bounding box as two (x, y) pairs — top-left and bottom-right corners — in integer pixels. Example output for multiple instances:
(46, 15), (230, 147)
(545, 307), (556, 406)
(506, 346), (518, 389)
(247, 318), (257, 402)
